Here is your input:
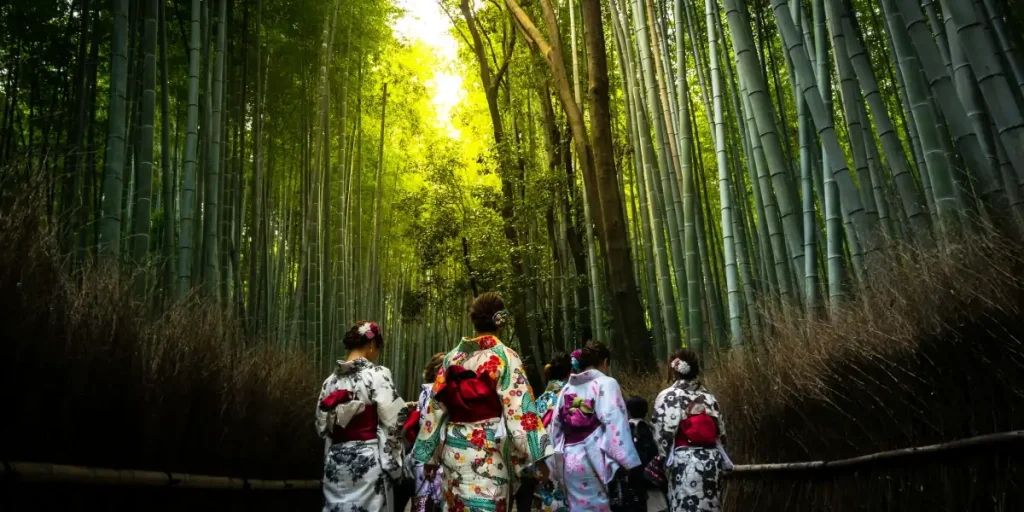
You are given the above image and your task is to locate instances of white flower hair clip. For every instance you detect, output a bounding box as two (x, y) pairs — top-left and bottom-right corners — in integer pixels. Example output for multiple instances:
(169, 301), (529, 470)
(671, 358), (691, 376)
(358, 322), (378, 340)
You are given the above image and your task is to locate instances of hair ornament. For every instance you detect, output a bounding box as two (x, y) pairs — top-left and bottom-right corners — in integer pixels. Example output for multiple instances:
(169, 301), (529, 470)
(671, 357), (691, 377)
(493, 309), (510, 328)
(358, 322), (379, 340)
(570, 349), (582, 372)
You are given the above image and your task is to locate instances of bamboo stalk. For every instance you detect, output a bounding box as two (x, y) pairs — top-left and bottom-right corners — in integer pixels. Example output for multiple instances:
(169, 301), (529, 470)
(727, 430), (1024, 476)
(0, 461), (320, 490)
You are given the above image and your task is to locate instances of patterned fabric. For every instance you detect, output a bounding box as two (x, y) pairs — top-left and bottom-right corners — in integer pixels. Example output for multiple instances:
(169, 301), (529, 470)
(547, 369), (641, 511)
(412, 335), (554, 512)
(531, 380), (569, 512)
(610, 419), (659, 511)
(412, 384), (444, 509)
(316, 358), (409, 512)
(533, 379), (564, 423)
(651, 379), (725, 512)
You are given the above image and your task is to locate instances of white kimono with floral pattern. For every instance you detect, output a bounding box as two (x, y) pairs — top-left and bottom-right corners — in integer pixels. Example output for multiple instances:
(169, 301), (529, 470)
(316, 358), (408, 512)
(651, 379), (725, 512)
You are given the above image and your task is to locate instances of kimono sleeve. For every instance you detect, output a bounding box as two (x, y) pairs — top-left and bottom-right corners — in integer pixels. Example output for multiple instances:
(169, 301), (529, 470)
(498, 347), (554, 475)
(651, 388), (677, 458)
(314, 375), (336, 438)
(373, 366), (408, 479)
(412, 364), (449, 466)
(543, 388), (567, 482)
(597, 378), (641, 471)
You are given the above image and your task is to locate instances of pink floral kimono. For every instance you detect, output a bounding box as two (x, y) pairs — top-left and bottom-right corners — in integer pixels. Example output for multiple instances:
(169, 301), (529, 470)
(546, 369), (641, 511)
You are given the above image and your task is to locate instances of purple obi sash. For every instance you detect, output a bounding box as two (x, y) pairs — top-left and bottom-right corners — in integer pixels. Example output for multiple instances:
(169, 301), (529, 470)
(559, 393), (600, 445)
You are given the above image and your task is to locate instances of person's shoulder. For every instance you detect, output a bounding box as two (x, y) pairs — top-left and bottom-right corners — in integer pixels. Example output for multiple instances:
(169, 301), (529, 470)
(654, 385), (676, 401)
(367, 363), (394, 379)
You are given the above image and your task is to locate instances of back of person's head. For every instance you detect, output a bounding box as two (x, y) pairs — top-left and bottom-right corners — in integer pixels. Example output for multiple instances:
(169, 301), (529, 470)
(626, 395), (648, 420)
(469, 292), (507, 333)
(575, 340), (611, 370)
(669, 348), (701, 381)
(344, 320), (383, 350)
(544, 352), (572, 383)
(423, 352), (445, 383)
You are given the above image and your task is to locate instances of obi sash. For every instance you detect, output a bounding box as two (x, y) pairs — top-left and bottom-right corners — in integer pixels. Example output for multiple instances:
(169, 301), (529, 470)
(321, 389), (379, 443)
(559, 393), (600, 445)
(673, 412), (717, 449)
(434, 365), (502, 424)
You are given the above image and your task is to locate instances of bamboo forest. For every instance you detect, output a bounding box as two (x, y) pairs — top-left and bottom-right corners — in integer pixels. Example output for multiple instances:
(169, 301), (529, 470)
(2, 0), (1024, 510)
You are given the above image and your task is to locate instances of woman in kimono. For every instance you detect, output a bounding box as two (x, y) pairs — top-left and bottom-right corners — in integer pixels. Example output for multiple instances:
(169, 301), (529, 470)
(530, 353), (571, 512)
(651, 349), (727, 512)
(413, 292), (554, 512)
(547, 341), (641, 511)
(316, 321), (408, 512)
(410, 352), (446, 512)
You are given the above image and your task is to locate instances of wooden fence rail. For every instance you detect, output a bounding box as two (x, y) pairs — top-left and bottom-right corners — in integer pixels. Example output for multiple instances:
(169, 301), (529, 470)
(3, 430), (1022, 488)
(0, 462), (320, 490)
(727, 430), (1024, 476)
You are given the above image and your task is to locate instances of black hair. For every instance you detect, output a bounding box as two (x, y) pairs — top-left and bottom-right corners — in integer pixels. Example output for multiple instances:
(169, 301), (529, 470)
(470, 292), (506, 333)
(544, 352), (572, 382)
(669, 347), (701, 380)
(626, 395), (649, 420)
(577, 340), (611, 370)
(343, 321), (384, 350)
(423, 352), (445, 383)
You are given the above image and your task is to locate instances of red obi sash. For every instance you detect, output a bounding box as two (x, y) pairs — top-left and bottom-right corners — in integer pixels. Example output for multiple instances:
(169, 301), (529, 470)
(434, 365), (502, 424)
(402, 409), (422, 445)
(322, 389), (379, 443)
(673, 412), (717, 448)
(331, 408), (378, 443)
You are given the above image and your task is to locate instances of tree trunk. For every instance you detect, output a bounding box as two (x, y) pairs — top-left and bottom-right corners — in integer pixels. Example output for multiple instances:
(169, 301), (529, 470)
(159, 0), (174, 300)
(130, 0), (158, 298)
(177, 0), (201, 299)
(203, 0), (226, 298)
(99, 0), (131, 263)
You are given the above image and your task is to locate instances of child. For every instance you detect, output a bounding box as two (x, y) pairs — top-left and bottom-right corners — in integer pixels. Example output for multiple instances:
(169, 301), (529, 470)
(611, 396), (666, 512)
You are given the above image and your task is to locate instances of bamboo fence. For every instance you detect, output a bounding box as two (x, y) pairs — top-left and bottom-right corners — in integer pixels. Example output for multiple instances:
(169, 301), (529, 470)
(2, 430), (1022, 488)
(0, 461), (320, 490)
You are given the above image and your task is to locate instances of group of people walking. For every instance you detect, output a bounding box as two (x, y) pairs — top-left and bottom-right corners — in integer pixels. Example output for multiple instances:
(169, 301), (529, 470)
(316, 292), (731, 512)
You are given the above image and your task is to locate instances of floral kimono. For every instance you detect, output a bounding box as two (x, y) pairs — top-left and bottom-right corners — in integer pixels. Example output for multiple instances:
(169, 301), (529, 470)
(651, 379), (725, 512)
(316, 358), (408, 512)
(531, 380), (569, 512)
(412, 383), (444, 510)
(413, 335), (554, 512)
(547, 369), (641, 511)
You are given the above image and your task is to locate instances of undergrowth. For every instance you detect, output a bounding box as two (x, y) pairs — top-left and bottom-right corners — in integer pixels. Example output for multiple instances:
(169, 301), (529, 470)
(621, 233), (1024, 511)
(0, 190), (322, 480)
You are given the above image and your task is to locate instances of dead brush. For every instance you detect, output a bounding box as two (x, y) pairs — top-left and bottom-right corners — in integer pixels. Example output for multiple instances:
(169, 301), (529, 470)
(709, 234), (1024, 511)
(0, 192), (324, 481)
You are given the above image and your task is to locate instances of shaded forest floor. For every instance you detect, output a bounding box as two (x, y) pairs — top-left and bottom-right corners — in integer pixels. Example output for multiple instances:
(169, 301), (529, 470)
(2, 191), (1023, 511)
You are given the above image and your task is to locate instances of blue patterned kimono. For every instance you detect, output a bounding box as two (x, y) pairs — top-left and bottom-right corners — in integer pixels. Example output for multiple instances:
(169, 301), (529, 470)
(531, 380), (569, 512)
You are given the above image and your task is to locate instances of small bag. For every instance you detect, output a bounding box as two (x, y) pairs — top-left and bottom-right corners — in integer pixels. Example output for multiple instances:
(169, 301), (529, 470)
(643, 455), (668, 491)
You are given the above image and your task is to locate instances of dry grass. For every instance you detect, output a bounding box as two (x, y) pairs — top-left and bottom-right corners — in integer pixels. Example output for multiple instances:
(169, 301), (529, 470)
(619, 234), (1024, 511)
(0, 190), (323, 481)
